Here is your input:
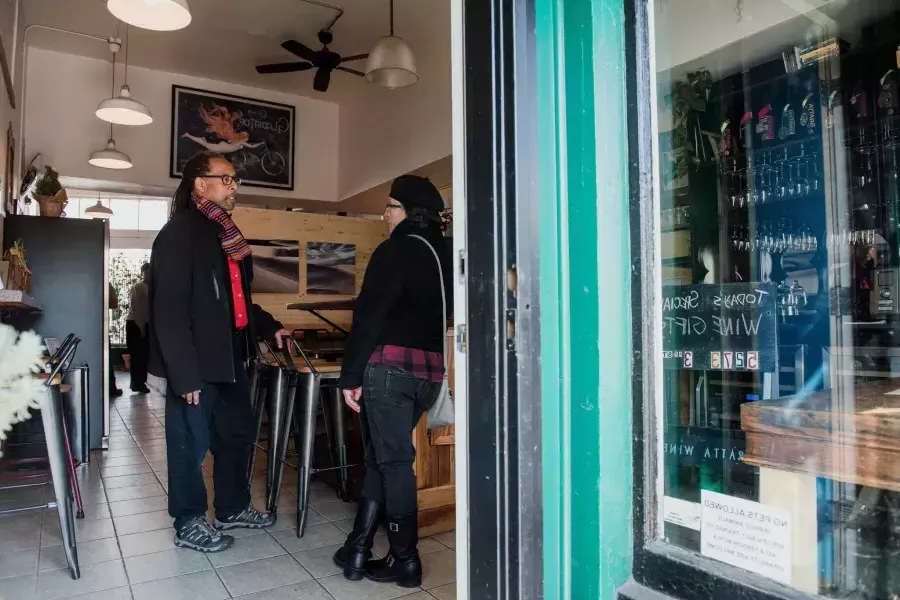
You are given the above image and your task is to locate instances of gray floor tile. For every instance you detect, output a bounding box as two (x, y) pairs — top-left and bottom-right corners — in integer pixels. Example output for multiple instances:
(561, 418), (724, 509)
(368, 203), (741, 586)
(232, 580), (335, 600)
(101, 464), (154, 478)
(97, 456), (148, 468)
(318, 573), (423, 600)
(265, 507), (325, 532)
(290, 543), (343, 579)
(310, 501), (357, 522)
(72, 487), (109, 506)
(332, 517), (386, 536)
(124, 548), (212, 585)
(216, 554), (312, 597)
(102, 474), (160, 490)
(45, 503), (110, 522)
(39, 538), (121, 572)
(207, 531), (286, 568)
(41, 518), (115, 547)
(431, 531), (456, 550)
(64, 587), (133, 600)
(270, 522), (345, 553)
(101, 449), (145, 459)
(429, 583), (456, 600)
(421, 550), (456, 590)
(108, 496), (168, 518)
(113, 509), (171, 536)
(35, 559), (128, 600)
(118, 528), (177, 558)
(0, 547), (39, 578)
(1, 573), (38, 600)
(104, 483), (165, 503)
(130, 569), (228, 600)
(0, 511), (43, 534)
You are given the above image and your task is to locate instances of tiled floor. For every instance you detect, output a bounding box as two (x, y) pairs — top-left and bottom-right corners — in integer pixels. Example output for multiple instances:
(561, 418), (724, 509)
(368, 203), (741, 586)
(0, 380), (457, 600)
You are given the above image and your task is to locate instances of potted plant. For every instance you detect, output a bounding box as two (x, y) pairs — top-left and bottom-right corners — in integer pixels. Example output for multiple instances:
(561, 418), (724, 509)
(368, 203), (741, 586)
(32, 166), (68, 217)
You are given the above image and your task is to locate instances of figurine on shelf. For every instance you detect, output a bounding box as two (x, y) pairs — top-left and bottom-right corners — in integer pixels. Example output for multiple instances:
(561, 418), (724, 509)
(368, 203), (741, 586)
(440, 208), (452, 237)
(2, 239), (32, 294)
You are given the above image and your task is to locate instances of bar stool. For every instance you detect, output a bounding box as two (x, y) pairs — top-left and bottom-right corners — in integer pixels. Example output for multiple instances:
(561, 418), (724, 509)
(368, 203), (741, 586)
(0, 337), (83, 579)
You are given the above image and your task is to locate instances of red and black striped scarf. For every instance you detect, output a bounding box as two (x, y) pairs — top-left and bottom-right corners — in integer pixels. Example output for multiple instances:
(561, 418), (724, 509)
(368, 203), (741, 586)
(192, 192), (252, 260)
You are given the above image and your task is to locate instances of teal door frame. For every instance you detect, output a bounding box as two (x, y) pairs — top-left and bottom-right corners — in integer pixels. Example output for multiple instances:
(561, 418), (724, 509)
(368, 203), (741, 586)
(536, 0), (635, 598)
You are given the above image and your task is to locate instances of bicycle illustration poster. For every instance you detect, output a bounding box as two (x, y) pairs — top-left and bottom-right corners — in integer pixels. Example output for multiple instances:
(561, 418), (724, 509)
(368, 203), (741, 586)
(170, 85), (295, 190)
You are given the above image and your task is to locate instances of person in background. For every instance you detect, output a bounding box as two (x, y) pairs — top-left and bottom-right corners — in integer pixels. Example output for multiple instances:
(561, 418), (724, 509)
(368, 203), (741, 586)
(148, 151), (291, 553)
(333, 175), (452, 588)
(126, 262), (150, 394)
(108, 282), (123, 398)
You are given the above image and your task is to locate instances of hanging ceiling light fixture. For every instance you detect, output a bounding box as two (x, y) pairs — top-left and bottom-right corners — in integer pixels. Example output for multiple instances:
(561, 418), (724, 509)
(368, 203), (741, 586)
(365, 0), (418, 89)
(106, 0), (192, 32)
(96, 26), (153, 126)
(84, 197), (115, 219)
(90, 49), (133, 170)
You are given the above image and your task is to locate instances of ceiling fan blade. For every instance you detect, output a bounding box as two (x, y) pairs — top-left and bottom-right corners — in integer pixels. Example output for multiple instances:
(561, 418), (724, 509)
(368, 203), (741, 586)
(256, 62), (314, 74)
(340, 54), (369, 62)
(337, 66), (365, 77)
(313, 68), (332, 92)
(281, 39), (318, 62)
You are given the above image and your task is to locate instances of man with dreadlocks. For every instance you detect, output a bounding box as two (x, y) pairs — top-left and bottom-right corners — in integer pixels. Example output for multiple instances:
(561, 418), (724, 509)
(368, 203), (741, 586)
(148, 151), (291, 553)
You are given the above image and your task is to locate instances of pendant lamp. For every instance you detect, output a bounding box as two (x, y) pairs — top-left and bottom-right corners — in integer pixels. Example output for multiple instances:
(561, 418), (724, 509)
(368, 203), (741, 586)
(107, 0), (192, 32)
(90, 50), (133, 170)
(96, 26), (153, 126)
(84, 199), (115, 219)
(365, 0), (418, 89)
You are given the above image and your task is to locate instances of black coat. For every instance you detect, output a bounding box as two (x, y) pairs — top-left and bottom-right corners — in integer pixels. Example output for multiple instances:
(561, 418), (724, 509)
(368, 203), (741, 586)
(339, 220), (453, 389)
(148, 207), (282, 396)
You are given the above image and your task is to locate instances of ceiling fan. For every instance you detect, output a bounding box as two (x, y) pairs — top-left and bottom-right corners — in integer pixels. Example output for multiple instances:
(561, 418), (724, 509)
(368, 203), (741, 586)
(256, 30), (368, 93)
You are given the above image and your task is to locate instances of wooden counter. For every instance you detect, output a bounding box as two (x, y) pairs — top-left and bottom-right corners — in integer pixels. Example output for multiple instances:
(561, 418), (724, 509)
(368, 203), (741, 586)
(741, 377), (900, 491)
(412, 327), (456, 536)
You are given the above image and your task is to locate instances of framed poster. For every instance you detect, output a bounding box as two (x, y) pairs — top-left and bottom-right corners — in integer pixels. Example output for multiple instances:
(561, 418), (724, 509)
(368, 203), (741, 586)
(170, 85), (295, 190)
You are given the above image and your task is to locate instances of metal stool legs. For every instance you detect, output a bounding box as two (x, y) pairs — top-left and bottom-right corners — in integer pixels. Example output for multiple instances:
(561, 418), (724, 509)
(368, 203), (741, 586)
(264, 368), (291, 514)
(294, 372), (320, 538)
(246, 364), (267, 484)
(324, 386), (350, 500)
(41, 386), (80, 579)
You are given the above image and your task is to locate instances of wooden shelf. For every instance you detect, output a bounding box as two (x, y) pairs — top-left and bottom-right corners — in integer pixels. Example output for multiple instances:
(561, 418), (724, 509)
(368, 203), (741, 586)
(0, 290), (42, 312)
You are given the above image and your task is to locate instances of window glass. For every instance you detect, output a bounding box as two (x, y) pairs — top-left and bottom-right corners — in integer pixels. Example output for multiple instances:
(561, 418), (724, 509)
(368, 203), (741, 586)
(138, 199), (169, 231)
(652, 0), (900, 596)
(109, 198), (140, 230)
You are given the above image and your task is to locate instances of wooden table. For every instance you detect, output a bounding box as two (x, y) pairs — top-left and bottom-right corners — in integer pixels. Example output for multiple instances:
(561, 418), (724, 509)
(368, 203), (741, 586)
(285, 299), (357, 336)
(741, 378), (900, 593)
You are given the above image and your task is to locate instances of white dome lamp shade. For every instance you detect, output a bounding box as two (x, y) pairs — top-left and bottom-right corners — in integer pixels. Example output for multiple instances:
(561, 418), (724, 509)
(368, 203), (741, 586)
(107, 0), (192, 32)
(89, 138), (133, 170)
(365, 0), (418, 89)
(96, 85), (153, 126)
(84, 199), (115, 219)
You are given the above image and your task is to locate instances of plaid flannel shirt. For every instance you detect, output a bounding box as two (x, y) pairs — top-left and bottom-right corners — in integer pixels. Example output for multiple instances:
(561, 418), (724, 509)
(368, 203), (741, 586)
(368, 345), (444, 383)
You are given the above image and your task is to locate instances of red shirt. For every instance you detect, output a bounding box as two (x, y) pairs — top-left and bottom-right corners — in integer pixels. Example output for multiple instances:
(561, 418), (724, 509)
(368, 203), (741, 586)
(227, 257), (248, 330)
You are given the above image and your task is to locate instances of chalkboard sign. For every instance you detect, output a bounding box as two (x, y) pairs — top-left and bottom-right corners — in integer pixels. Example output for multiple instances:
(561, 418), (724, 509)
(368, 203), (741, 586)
(170, 85), (295, 190)
(662, 282), (778, 372)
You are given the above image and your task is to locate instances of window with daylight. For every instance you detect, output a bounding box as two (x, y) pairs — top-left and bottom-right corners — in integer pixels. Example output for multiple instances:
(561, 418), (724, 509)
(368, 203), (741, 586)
(67, 196), (169, 230)
(649, 0), (900, 596)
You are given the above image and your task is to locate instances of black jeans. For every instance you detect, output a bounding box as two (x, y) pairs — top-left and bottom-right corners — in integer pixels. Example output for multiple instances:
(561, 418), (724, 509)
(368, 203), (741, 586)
(360, 362), (441, 517)
(125, 320), (149, 389)
(165, 356), (255, 530)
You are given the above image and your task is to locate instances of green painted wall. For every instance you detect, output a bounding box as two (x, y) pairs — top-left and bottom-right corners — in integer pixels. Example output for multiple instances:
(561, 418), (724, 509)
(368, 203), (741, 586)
(537, 0), (634, 598)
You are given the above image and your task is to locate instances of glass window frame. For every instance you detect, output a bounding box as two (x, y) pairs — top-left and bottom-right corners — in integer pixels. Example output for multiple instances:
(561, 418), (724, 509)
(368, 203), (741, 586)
(625, 0), (826, 599)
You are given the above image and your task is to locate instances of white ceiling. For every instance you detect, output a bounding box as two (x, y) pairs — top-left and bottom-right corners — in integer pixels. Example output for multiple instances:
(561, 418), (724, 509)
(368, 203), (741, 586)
(23, 0), (448, 105)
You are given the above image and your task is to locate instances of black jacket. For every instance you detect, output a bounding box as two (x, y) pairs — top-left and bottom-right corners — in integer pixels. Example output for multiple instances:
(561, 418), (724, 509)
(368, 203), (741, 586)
(148, 207), (282, 396)
(339, 220), (453, 389)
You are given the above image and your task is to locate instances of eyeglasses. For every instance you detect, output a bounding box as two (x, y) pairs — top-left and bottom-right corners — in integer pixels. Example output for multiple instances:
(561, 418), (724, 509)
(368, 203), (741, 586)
(385, 203), (404, 211)
(199, 174), (242, 187)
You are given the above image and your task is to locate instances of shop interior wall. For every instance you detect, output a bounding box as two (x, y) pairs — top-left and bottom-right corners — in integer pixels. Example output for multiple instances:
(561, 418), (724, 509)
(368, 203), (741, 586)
(0, 0), (26, 249)
(230, 206), (387, 331)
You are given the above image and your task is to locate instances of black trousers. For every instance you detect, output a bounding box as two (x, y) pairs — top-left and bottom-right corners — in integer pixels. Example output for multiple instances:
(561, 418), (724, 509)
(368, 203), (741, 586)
(165, 347), (255, 530)
(125, 320), (149, 389)
(360, 362), (441, 517)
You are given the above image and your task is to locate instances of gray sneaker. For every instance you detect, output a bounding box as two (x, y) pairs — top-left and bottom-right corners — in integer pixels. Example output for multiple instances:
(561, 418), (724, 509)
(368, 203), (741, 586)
(214, 507), (277, 530)
(174, 517), (235, 553)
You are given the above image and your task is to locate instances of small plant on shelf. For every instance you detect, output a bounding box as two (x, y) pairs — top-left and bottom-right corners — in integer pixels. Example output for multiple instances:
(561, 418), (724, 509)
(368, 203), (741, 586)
(665, 68), (717, 184)
(32, 166), (68, 218)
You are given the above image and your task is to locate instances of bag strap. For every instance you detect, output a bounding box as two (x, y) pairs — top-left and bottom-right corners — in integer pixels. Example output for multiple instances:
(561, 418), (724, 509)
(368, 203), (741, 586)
(407, 235), (448, 371)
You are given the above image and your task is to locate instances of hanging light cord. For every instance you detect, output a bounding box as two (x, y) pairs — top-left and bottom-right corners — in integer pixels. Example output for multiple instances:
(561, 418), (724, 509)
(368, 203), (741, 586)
(389, 0), (394, 36)
(108, 51), (116, 140)
(124, 25), (129, 87)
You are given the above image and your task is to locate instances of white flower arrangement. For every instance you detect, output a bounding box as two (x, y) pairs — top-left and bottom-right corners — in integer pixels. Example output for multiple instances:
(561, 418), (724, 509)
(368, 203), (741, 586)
(0, 323), (46, 455)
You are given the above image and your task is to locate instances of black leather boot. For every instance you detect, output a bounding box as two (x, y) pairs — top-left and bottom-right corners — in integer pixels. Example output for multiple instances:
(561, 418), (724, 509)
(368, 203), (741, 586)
(365, 512), (422, 588)
(333, 498), (381, 580)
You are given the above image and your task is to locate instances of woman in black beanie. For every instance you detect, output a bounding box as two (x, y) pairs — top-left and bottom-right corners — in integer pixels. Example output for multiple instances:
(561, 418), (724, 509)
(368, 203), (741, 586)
(333, 175), (453, 587)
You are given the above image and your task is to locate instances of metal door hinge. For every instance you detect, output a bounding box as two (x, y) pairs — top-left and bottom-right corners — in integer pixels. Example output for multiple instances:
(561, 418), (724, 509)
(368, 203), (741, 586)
(456, 324), (467, 353)
(458, 249), (466, 284)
